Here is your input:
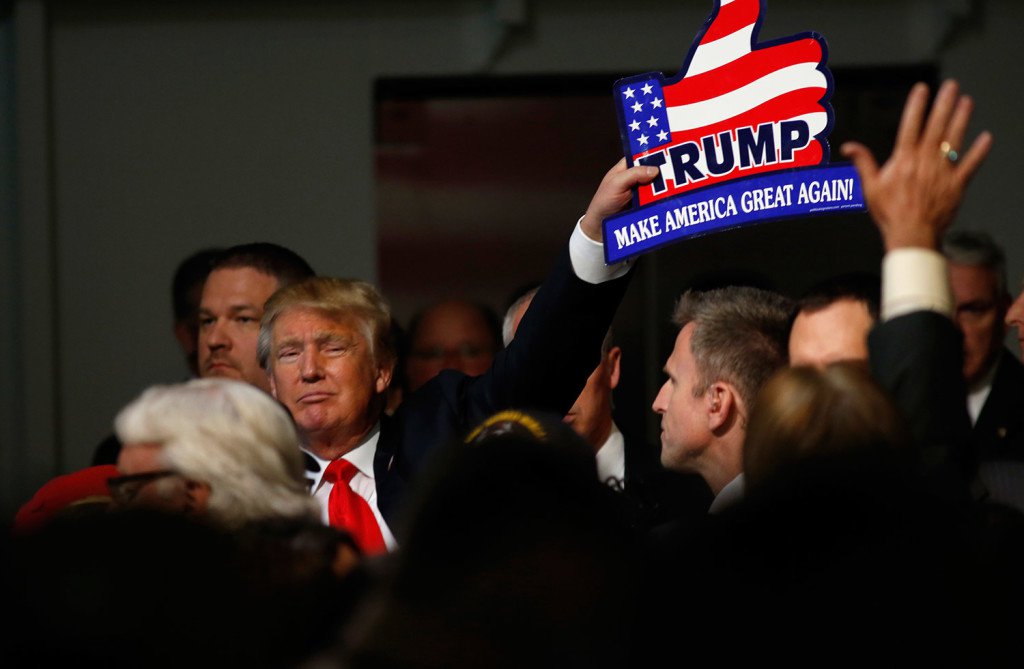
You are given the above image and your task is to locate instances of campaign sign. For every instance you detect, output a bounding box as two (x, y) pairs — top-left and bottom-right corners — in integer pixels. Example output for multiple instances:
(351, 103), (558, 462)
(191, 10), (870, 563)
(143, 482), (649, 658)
(604, 0), (865, 264)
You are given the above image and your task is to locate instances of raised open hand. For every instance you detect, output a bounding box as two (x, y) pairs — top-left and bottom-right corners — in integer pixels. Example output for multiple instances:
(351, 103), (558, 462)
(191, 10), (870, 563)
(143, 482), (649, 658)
(840, 80), (992, 251)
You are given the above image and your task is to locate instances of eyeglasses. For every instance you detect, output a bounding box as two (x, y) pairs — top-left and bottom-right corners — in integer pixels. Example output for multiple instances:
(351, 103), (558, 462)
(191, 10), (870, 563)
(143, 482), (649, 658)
(107, 470), (180, 506)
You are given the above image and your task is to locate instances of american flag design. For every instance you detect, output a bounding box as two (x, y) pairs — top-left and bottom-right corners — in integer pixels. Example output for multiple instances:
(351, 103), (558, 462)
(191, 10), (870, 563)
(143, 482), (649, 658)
(617, 0), (832, 206)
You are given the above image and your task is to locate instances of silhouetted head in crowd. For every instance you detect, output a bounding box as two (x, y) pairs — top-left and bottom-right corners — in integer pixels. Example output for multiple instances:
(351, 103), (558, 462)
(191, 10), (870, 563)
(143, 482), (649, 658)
(171, 247), (222, 376)
(258, 277), (396, 459)
(653, 286), (791, 495)
(198, 242), (314, 392)
(113, 378), (319, 528)
(788, 272), (880, 367)
(504, 286), (621, 452)
(344, 409), (635, 669)
(744, 362), (911, 492)
(404, 299), (502, 392)
(943, 230), (1010, 387)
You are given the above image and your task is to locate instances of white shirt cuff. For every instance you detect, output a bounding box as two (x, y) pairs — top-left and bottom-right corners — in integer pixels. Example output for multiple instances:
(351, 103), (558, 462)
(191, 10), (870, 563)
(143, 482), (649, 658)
(569, 215), (634, 284)
(881, 247), (954, 321)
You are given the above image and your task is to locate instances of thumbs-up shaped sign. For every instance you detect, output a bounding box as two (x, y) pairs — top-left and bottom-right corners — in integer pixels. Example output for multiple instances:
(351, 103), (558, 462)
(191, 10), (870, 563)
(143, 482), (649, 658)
(616, 0), (832, 206)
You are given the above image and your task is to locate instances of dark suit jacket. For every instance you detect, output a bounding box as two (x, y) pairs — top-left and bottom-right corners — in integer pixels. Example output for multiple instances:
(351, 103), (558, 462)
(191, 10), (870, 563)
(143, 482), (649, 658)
(617, 432), (712, 531)
(973, 349), (1024, 462)
(373, 246), (632, 528)
(868, 310), (973, 487)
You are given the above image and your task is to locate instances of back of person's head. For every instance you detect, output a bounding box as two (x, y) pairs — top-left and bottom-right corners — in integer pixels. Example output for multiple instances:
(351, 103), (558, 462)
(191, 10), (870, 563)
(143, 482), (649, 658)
(502, 284), (540, 346)
(114, 378), (318, 528)
(943, 229), (1008, 296)
(211, 242), (315, 287)
(503, 284), (613, 354)
(257, 276), (396, 371)
(744, 362), (910, 490)
(672, 286), (791, 411)
(345, 409), (636, 669)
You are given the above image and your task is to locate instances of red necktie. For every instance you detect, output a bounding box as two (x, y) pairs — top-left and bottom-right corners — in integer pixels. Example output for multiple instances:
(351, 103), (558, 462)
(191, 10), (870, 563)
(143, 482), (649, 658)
(324, 458), (387, 555)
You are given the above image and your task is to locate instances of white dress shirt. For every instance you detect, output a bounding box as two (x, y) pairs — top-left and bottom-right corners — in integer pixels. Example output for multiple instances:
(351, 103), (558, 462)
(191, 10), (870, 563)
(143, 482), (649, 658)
(595, 423), (626, 488)
(304, 423), (398, 551)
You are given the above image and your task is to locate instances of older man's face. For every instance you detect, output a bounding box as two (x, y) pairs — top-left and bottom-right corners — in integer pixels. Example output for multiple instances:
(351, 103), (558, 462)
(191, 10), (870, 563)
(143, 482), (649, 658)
(405, 301), (497, 392)
(949, 262), (1005, 386)
(268, 307), (391, 448)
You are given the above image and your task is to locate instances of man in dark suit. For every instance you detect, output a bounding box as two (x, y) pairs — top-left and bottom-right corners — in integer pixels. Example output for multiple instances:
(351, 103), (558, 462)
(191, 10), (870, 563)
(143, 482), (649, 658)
(257, 161), (659, 551)
(941, 230), (1024, 463)
(843, 79), (992, 488)
(504, 287), (712, 528)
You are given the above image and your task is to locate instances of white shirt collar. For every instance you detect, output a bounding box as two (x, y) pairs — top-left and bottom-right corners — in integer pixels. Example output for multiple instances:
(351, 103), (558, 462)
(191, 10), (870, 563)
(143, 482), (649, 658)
(708, 472), (745, 514)
(595, 423), (626, 485)
(967, 351), (1001, 425)
(303, 422), (381, 490)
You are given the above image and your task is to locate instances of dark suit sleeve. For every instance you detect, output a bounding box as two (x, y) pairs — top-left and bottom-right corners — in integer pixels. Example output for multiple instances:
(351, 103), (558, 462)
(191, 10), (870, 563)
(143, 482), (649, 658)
(868, 311), (973, 484)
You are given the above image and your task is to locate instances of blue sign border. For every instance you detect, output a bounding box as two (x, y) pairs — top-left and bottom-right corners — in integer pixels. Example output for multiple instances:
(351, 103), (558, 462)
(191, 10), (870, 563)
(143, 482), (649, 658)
(602, 163), (865, 265)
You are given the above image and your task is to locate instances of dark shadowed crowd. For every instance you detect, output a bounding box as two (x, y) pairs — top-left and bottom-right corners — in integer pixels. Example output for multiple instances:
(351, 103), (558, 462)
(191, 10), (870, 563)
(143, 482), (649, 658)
(5, 80), (1024, 667)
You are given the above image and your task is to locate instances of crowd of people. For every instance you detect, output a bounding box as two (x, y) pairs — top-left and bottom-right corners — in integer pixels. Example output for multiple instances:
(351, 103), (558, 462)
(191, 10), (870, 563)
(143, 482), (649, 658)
(4, 78), (1024, 666)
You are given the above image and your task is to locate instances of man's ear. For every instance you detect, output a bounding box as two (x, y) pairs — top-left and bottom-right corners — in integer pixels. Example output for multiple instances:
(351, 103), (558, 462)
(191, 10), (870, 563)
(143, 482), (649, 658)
(606, 346), (622, 390)
(375, 360), (395, 395)
(706, 382), (736, 432)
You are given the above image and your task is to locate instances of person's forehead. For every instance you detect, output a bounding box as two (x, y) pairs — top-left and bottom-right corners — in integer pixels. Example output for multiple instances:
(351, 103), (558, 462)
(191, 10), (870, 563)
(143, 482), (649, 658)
(416, 303), (491, 342)
(667, 323), (696, 372)
(202, 266), (280, 306)
(948, 262), (999, 298)
(794, 298), (873, 333)
(273, 306), (365, 339)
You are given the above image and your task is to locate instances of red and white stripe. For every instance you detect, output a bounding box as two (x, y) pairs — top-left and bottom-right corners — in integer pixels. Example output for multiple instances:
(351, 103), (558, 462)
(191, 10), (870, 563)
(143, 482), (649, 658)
(638, 0), (829, 203)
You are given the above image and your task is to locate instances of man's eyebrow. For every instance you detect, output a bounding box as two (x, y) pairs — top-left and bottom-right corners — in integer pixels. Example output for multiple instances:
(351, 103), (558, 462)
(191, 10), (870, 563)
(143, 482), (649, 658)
(316, 331), (356, 346)
(275, 336), (303, 350)
(957, 299), (995, 309)
(200, 303), (261, 315)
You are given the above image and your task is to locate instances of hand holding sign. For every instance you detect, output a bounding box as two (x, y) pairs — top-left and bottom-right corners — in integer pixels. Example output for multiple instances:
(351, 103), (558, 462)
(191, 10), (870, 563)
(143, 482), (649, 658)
(618, 0), (831, 206)
(840, 80), (993, 252)
(581, 159), (661, 242)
